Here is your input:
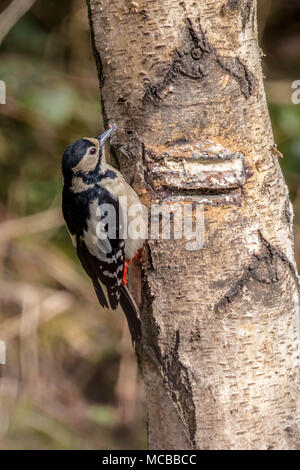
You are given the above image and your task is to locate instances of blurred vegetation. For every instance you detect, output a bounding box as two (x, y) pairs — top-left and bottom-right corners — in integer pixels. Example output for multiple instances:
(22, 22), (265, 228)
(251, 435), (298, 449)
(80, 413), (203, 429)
(0, 0), (299, 450)
(0, 0), (145, 450)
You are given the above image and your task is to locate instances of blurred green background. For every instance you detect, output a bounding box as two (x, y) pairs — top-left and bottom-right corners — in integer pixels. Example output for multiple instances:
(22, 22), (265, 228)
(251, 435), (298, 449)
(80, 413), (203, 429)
(0, 0), (299, 450)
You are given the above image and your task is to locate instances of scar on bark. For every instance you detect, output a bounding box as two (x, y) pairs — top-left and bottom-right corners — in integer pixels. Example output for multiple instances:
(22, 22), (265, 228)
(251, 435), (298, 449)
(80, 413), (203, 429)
(143, 16), (255, 104)
(145, 321), (197, 446)
(220, 0), (254, 30)
(214, 230), (300, 314)
(283, 196), (293, 227)
(86, 1), (104, 87)
(217, 56), (254, 98)
(144, 242), (155, 271)
(163, 330), (197, 447)
(141, 293), (197, 447)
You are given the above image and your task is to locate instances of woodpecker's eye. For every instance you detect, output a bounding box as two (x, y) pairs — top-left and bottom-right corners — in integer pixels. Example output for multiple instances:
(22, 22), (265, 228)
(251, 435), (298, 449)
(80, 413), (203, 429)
(89, 148), (97, 155)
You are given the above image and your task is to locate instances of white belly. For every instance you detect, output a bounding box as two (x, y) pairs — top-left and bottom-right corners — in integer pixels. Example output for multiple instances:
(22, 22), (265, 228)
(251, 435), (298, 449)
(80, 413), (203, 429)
(97, 169), (147, 260)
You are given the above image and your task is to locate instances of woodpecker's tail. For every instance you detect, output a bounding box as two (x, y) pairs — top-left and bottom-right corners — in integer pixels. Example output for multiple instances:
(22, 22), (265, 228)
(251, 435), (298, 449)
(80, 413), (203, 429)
(119, 285), (142, 343)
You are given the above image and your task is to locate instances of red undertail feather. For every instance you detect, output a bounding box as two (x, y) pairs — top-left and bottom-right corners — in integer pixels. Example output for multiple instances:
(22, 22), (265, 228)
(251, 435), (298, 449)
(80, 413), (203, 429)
(123, 260), (129, 286)
(122, 249), (144, 286)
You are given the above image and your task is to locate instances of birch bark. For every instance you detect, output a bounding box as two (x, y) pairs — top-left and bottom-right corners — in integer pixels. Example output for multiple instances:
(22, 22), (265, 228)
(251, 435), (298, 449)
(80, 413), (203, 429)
(86, 0), (300, 450)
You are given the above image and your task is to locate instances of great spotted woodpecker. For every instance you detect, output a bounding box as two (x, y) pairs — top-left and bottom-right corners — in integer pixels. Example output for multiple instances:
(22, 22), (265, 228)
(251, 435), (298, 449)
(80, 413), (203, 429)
(62, 125), (144, 342)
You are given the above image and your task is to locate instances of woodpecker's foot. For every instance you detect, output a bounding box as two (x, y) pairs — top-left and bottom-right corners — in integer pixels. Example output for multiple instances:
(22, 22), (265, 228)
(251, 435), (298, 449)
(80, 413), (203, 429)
(132, 248), (143, 263)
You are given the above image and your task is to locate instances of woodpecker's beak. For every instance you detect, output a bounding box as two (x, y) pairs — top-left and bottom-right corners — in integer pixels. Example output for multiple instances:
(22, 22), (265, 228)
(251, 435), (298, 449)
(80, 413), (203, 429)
(98, 124), (117, 147)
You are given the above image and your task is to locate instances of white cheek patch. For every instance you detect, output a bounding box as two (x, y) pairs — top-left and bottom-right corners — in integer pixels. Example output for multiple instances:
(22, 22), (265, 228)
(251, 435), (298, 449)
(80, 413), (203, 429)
(72, 139), (100, 174)
(73, 154), (98, 173)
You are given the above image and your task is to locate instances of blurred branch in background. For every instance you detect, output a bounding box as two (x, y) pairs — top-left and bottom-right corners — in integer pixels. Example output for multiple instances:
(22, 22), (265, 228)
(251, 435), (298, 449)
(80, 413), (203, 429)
(0, 207), (62, 241)
(0, 0), (37, 45)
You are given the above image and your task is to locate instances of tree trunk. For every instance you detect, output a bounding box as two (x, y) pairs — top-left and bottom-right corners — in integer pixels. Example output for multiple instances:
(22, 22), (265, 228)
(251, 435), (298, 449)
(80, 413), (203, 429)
(86, 0), (300, 450)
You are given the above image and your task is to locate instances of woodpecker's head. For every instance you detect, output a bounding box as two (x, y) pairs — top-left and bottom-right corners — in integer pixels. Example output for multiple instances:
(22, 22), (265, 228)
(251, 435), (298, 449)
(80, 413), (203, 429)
(62, 125), (117, 181)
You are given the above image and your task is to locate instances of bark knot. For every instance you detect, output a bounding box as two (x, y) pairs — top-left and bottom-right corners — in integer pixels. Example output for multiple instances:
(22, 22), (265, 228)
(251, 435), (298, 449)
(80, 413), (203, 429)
(143, 17), (255, 105)
(220, 0), (255, 30)
(215, 230), (299, 314)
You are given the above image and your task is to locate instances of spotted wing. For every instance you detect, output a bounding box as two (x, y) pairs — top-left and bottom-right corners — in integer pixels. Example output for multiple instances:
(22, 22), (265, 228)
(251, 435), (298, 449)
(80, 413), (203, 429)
(63, 184), (125, 309)
(78, 193), (125, 310)
(76, 236), (125, 309)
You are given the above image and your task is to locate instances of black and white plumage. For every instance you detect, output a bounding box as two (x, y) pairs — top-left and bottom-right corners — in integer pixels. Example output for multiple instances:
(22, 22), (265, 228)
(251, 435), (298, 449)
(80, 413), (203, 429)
(62, 125), (144, 342)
